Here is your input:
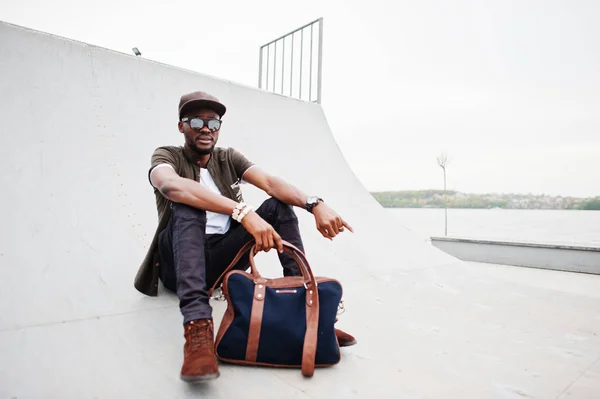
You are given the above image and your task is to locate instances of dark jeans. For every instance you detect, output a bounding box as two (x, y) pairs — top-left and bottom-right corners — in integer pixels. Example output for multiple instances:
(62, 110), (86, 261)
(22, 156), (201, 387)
(158, 197), (304, 324)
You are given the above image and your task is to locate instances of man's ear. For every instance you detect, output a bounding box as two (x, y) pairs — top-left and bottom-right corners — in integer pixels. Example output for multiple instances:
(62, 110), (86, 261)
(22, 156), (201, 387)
(178, 121), (184, 133)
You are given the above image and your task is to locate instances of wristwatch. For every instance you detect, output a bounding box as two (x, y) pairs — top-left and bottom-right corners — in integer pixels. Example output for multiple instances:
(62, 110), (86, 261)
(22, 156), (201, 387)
(305, 196), (323, 213)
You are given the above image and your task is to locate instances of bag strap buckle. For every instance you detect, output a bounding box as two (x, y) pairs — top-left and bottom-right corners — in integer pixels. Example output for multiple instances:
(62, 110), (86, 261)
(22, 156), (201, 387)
(211, 286), (226, 301)
(337, 300), (346, 316)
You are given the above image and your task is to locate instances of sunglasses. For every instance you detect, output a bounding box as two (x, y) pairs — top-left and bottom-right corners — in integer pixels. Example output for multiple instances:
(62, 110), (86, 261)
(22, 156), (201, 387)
(181, 117), (222, 132)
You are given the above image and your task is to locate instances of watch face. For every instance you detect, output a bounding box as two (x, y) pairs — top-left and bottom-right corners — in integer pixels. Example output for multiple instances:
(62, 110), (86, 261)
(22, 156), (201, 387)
(307, 196), (319, 205)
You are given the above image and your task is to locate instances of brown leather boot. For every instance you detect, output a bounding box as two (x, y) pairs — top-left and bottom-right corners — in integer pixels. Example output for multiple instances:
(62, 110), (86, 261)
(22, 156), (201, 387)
(335, 328), (357, 347)
(180, 319), (219, 383)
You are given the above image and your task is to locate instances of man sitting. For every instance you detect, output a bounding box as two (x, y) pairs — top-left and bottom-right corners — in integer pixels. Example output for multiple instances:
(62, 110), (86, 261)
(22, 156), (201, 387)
(134, 91), (356, 383)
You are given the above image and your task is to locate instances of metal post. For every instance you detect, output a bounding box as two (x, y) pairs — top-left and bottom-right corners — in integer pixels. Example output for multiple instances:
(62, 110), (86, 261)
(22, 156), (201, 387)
(258, 46), (264, 89)
(299, 29), (303, 99)
(309, 23), (313, 102)
(316, 18), (324, 104)
(281, 37), (285, 95)
(290, 34), (294, 96)
(273, 41), (277, 93)
(266, 45), (270, 91)
(444, 168), (448, 236)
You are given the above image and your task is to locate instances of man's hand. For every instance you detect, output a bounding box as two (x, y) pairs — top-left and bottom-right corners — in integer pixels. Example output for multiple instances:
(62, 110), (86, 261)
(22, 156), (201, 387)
(241, 211), (284, 253)
(312, 203), (354, 240)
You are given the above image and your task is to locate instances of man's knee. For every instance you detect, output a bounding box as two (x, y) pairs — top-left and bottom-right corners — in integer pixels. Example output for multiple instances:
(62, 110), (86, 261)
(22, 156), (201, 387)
(171, 203), (207, 223)
(258, 197), (298, 223)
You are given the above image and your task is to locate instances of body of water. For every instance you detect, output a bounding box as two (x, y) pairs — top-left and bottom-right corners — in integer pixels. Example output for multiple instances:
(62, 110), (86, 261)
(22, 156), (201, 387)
(388, 208), (600, 246)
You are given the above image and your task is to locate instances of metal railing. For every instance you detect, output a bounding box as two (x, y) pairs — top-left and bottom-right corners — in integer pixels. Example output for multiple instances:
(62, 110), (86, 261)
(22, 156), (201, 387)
(258, 18), (324, 104)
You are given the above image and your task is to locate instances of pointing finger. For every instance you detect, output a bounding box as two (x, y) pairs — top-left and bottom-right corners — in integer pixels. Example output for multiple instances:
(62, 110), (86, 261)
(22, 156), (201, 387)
(342, 220), (354, 233)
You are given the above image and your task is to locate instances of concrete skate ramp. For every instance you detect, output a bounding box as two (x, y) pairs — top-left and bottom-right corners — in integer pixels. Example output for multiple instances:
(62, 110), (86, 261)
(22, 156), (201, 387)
(1, 21), (600, 398)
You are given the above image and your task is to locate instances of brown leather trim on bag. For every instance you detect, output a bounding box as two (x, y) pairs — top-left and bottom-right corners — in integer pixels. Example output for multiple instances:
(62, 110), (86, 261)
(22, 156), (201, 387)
(217, 274), (339, 290)
(266, 276), (304, 288)
(301, 283), (319, 376)
(216, 357), (340, 369)
(245, 281), (266, 362)
(214, 271), (239, 351)
(265, 276), (340, 289)
(276, 242), (320, 377)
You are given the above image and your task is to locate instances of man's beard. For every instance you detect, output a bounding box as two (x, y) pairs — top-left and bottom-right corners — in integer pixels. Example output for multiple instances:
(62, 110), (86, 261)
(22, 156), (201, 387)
(192, 145), (214, 155)
(189, 141), (215, 156)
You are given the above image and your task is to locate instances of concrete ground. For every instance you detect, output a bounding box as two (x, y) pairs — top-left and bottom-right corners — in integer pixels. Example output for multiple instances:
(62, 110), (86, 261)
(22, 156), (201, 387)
(1, 21), (599, 398)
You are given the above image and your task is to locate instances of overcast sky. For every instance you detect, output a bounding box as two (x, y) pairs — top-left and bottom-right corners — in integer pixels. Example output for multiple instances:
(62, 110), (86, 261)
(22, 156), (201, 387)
(2, 0), (599, 197)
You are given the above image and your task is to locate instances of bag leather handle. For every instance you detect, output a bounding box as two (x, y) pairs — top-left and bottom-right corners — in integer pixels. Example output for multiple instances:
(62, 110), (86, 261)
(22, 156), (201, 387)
(248, 242), (314, 286)
(208, 240), (312, 296)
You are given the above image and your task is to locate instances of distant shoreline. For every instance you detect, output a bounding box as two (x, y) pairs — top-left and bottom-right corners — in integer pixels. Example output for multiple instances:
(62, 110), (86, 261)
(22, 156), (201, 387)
(384, 206), (597, 211)
(370, 190), (600, 210)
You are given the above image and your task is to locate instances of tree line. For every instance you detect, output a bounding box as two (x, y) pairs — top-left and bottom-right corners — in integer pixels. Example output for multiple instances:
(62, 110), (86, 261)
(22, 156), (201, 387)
(370, 190), (600, 210)
(580, 198), (600, 210)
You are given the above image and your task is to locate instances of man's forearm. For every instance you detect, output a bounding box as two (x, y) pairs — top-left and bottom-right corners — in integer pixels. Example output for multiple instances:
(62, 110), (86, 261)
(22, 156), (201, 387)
(159, 177), (240, 215)
(266, 176), (309, 210)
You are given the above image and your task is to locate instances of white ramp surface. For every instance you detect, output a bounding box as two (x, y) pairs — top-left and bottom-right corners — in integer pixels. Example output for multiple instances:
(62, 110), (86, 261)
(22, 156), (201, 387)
(1, 21), (600, 398)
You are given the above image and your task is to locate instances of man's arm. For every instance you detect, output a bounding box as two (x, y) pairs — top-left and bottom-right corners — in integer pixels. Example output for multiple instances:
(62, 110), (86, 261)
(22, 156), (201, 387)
(150, 166), (285, 252)
(151, 165), (240, 215)
(242, 167), (354, 240)
(242, 166), (308, 208)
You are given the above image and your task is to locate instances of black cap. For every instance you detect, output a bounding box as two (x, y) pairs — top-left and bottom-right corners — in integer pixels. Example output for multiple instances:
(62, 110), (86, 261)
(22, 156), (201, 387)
(178, 91), (227, 120)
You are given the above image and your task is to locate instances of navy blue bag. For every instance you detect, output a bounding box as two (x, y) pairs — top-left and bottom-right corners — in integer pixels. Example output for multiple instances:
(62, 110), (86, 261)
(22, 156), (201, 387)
(209, 240), (343, 376)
